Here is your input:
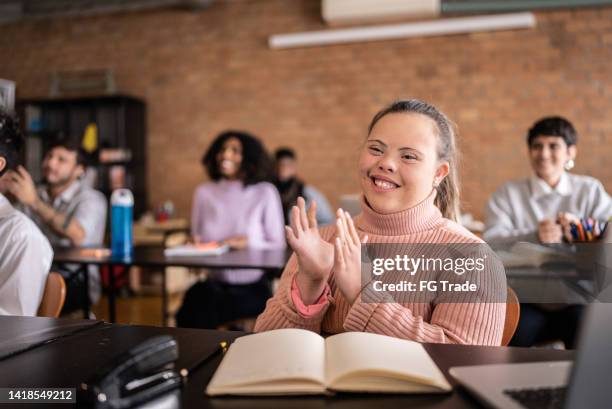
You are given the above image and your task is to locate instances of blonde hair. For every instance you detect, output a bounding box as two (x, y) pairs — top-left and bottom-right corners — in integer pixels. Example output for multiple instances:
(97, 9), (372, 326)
(367, 99), (460, 221)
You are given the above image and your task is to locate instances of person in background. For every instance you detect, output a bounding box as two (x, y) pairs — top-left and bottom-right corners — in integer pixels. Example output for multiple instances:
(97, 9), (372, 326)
(255, 100), (506, 345)
(176, 130), (286, 329)
(6, 139), (107, 314)
(0, 109), (52, 316)
(483, 116), (612, 348)
(274, 147), (334, 226)
(484, 116), (612, 245)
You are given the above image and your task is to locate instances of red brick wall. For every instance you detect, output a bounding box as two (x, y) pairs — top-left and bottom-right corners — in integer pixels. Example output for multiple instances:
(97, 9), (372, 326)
(1, 1), (611, 221)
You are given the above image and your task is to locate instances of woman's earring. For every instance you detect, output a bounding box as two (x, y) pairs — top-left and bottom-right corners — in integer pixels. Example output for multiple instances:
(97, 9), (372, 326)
(564, 159), (575, 171)
(432, 179), (439, 188)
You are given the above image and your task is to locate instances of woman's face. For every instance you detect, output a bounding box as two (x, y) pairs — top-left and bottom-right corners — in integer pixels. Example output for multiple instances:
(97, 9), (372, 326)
(359, 113), (449, 214)
(217, 137), (243, 179)
(529, 135), (576, 185)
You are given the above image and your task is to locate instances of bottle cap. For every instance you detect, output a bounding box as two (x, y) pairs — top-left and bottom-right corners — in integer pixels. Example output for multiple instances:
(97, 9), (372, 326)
(111, 189), (134, 206)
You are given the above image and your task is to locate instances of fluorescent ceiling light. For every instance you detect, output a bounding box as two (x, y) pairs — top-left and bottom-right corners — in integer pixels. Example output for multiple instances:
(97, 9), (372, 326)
(269, 12), (536, 50)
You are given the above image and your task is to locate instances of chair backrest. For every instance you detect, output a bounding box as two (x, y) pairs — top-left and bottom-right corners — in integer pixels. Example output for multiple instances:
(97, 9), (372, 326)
(502, 286), (520, 346)
(37, 272), (67, 318)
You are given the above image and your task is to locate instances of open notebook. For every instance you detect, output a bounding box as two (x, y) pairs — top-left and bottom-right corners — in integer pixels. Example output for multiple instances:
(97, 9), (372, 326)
(206, 329), (452, 396)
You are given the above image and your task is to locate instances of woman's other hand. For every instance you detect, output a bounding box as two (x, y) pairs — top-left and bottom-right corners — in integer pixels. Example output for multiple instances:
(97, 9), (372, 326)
(333, 209), (368, 305)
(286, 197), (334, 304)
(224, 235), (248, 250)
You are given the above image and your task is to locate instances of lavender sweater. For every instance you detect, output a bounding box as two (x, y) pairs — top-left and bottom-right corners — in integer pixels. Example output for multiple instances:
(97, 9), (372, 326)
(191, 180), (286, 284)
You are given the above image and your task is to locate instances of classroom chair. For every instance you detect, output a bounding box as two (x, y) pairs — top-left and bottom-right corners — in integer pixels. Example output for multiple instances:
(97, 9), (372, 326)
(502, 287), (520, 346)
(37, 272), (67, 318)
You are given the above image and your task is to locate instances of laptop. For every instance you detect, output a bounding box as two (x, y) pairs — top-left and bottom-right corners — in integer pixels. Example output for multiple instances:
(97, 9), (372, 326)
(449, 303), (612, 409)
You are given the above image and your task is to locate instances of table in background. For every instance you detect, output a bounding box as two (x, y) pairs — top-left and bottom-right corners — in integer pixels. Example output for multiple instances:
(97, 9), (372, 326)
(53, 247), (290, 324)
(133, 218), (190, 246)
(0, 316), (575, 409)
(505, 262), (600, 304)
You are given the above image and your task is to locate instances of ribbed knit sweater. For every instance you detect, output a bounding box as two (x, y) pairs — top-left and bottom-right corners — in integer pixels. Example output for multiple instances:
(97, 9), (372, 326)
(254, 192), (507, 345)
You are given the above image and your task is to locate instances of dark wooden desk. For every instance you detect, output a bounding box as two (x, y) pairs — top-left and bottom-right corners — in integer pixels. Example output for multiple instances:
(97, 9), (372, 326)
(0, 316), (103, 361)
(53, 247), (291, 324)
(0, 317), (575, 409)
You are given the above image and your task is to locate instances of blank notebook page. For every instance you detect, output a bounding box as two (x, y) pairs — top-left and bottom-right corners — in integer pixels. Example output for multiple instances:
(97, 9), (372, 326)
(208, 328), (326, 388)
(325, 332), (449, 389)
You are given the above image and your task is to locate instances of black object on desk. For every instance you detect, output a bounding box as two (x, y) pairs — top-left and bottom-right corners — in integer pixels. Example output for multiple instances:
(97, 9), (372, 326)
(78, 335), (181, 409)
(0, 316), (104, 361)
(180, 340), (229, 380)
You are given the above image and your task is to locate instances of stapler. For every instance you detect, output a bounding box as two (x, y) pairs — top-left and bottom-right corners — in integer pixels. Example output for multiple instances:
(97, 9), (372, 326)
(78, 335), (182, 408)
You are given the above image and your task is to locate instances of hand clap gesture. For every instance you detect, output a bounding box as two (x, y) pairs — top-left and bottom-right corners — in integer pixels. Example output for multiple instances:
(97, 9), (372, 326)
(333, 209), (368, 305)
(286, 197), (334, 305)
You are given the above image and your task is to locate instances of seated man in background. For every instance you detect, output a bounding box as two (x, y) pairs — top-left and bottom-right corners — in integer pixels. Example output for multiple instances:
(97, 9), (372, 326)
(484, 116), (612, 245)
(274, 147), (334, 226)
(7, 138), (107, 314)
(483, 116), (612, 348)
(0, 109), (52, 316)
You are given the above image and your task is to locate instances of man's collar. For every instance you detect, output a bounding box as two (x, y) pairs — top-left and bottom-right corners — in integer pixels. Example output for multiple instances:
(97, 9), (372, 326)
(530, 172), (572, 198)
(41, 180), (82, 205)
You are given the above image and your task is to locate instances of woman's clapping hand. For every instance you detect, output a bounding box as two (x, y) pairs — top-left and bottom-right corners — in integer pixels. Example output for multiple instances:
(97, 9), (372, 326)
(333, 209), (368, 305)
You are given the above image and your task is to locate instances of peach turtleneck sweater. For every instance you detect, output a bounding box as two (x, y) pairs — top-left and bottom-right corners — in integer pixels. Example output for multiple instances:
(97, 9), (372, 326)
(254, 192), (507, 346)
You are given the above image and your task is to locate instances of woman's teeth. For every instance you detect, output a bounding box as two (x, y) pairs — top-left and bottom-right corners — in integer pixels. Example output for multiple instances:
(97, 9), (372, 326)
(373, 178), (397, 189)
(221, 160), (235, 170)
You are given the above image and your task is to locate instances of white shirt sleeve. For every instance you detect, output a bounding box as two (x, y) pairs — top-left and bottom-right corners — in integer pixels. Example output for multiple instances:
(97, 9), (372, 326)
(0, 226), (53, 316)
(483, 185), (538, 245)
(587, 179), (612, 221)
(72, 191), (107, 247)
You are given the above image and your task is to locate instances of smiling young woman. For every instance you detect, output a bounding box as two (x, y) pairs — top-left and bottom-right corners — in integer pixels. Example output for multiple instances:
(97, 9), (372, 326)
(254, 100), (506, 346)
(175, 130), (286, 329)
(359, 107), (453, 217)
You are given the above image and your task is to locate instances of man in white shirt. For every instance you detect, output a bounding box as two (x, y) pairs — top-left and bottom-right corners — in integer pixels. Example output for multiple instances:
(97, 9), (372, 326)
(483, 116), (612, 348)
(6, 139), (106, 313)
(484, 117), (612, 245)
(0, 109), (53, 316)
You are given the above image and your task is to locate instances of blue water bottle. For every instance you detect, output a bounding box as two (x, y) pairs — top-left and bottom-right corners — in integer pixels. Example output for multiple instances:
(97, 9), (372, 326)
(111, 189), (134, 258)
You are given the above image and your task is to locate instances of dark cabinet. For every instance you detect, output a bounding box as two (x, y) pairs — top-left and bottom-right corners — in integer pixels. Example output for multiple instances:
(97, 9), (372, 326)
(17, 95), (147, 217)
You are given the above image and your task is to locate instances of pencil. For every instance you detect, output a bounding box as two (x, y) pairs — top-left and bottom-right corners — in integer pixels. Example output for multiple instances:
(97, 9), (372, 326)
(570, 223), (579, 241)
(582, 219), (592, 241)
(576, 222), (585, 242)
(180, 341), (229, 379)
